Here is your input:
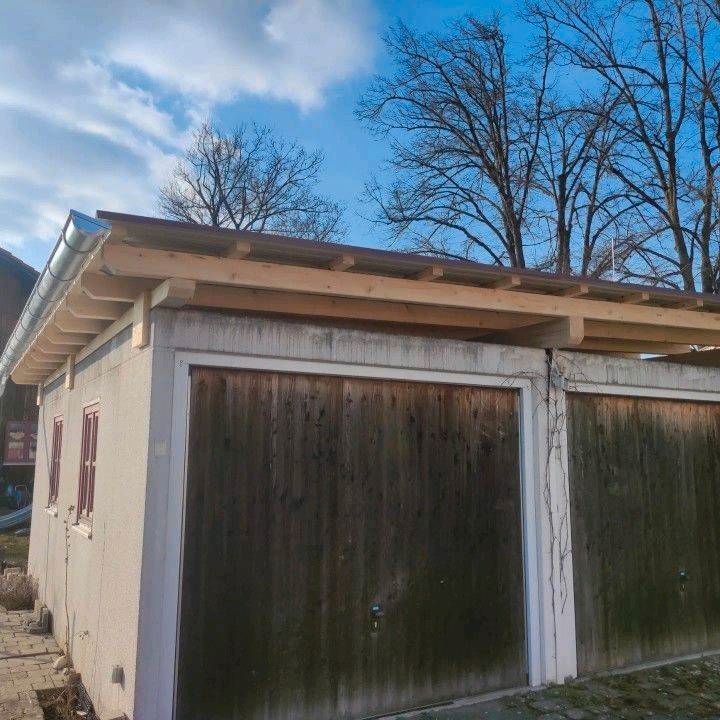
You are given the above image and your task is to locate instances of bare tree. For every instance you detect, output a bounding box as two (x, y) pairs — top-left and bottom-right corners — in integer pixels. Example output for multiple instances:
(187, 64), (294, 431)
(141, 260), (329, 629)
(686, 0), (720, 292)
(357, 16), (638, 277)
(529, 0), (720, 292)
(159, 121), (344, 241)
(531, 88), (643, 276)
(357, 17), (550, 268)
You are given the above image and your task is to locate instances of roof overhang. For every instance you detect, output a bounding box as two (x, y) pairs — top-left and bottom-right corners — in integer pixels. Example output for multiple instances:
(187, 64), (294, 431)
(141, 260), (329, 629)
(7, 210), (720, 389)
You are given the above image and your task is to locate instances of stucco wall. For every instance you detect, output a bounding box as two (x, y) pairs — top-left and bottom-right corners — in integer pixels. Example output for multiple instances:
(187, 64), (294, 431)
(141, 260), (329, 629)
(27, 306), (720, 720)
(28, 328), (152, 720)
(136, 308), (720, 720)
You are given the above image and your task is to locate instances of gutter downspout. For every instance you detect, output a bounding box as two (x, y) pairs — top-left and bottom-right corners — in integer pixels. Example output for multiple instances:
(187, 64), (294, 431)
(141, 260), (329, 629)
(0, 210), (111, 396)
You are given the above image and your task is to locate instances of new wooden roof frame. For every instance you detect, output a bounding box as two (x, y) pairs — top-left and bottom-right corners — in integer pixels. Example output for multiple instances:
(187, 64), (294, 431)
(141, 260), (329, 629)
(9, 210), (720, 387)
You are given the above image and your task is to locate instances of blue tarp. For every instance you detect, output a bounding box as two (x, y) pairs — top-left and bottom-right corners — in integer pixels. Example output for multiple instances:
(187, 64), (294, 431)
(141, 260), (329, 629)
(0, 505), (31, 531)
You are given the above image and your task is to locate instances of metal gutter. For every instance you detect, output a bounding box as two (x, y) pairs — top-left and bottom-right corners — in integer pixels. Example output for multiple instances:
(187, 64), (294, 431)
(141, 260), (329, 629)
(0, 210), (111, 396)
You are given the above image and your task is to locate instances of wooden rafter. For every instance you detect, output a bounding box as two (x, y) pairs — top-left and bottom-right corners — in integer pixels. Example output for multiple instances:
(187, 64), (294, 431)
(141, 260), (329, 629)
(622, 291), (651, 305)
(189, 285), (543, 331)
(43, 326), (88, 346)
(66, 295), (128, 321)
(226, 239), (252, 259)
(54, 309), (108, 334)
(101, 245), (720, 334)
(329, 254), (355, 272)
(152, 278), (197, 308)
(81, 273), (156, 302)
(415, 266), (444, 282)
(578, 338), (692, 354)
(559, 284), (589, 298)
(487, 317), (585, 349)
(672, 298), (704, 311)
(487, 275), (521, 290)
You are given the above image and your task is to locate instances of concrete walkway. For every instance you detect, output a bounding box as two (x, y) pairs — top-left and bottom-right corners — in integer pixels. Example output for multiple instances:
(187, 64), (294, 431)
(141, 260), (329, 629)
(0, 609), (63, 720)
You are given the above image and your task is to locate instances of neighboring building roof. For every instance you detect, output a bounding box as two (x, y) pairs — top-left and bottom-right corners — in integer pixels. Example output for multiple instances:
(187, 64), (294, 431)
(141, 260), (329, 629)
(0, 246), (38, 282)
(8, 210), (720, 387)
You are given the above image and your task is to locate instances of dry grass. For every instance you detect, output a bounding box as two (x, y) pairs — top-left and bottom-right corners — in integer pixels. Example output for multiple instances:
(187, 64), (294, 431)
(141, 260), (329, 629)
(38, 683), (99, 720)
(38, 686), (78, 720)
(0, 571), (36, 610)
(0, 529), (30, 567)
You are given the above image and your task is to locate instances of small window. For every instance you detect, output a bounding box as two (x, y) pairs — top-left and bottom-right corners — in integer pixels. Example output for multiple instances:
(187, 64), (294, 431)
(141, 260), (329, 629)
(48, 417), (63, 505)
(77, 404), (99, 523)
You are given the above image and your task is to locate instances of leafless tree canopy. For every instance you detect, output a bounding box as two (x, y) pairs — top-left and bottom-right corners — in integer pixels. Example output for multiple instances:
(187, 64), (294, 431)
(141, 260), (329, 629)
(358, 18), (547, 268)
(530, 0), (720, 291)
(359, 4), (720, 290)
(159, 121), (344, 242)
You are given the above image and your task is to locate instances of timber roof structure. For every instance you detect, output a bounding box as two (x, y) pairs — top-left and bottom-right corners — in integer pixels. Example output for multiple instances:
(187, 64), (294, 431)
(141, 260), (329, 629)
(10, 210), (720, 386)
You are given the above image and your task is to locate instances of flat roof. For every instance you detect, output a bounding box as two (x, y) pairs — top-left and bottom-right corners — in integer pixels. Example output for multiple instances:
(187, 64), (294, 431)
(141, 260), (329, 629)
(10, 210), (720, 386)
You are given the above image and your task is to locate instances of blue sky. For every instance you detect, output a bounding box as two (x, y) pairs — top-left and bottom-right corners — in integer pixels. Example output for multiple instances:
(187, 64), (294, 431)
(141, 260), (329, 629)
(0, 0), (517, 270)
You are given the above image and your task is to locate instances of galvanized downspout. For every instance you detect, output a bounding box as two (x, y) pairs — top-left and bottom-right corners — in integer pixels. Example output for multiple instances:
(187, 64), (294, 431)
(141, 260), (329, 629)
(0, 210), (111, 396)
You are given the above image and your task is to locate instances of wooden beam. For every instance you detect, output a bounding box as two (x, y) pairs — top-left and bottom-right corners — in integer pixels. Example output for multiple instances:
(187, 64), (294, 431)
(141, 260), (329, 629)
(151, 278), (197, 308)
(559, 283), (589, 298)
(329, 254), (355, 272)
(621, 291), (651, 305)
(671, 298), (704, 311)
(43, 326), (88, 346)
(28, 347), (66, 363)
(226, 239), (252, 259)
(656, 347), (720, 366)
(42, 306), (136, 387)
(486, 316), (585, 349)
(578, 339), (692, 355)
(101, 245), (720, 334)
(584, 320), (720, 346)
(66, 295), (128, 321)
(34, 339), (78, 356)
(54, 309), (108, 335)
(64, 355), (75, 390)
(189, 285), (545, 331)
(415, 266), (444, 282)
(10, 369), (46, 385)
(131, 291), (151, 349)
(25, 355), (61, 370)
(81, 273), (156, 302)
(487, 275), (522, 290)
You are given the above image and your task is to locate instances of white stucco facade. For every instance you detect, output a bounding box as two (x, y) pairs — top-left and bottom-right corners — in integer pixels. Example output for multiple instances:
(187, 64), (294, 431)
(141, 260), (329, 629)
(28, 327), (153, 720)
(26, 307), (720, 720)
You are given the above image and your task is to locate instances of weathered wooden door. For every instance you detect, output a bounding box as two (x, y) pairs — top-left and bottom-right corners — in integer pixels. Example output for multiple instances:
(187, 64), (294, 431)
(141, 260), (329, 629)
(176, 368), (526, 720)
(568, 394), (720, 675)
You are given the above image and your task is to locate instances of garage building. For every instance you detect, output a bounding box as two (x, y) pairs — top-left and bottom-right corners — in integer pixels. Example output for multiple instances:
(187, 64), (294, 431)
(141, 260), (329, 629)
(1, 210), (719, 720)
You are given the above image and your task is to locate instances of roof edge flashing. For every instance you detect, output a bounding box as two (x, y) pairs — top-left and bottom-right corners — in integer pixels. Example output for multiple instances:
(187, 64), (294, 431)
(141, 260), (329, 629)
(0, 210), (111, 396)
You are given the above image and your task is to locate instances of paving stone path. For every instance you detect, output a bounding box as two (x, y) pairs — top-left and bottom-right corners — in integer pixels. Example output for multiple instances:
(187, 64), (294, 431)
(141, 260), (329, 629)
(0, 609), (63, 720)
(414, 655), (720, 720)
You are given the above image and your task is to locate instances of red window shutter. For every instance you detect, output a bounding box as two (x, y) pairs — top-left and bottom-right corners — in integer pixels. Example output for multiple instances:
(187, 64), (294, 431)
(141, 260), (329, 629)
(48, 418), (63, 505)
(77, 405), (99, 521)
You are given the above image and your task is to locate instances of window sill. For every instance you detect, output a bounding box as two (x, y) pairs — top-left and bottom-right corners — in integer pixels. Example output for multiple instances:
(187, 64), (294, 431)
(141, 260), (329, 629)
(44, 505), (58, 517)
(71, 521), (92, 540)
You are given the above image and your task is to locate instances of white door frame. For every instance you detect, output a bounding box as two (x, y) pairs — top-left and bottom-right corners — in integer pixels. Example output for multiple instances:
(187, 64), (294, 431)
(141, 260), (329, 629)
(155, 350), (546, 720)
(568, 382), (720, 403)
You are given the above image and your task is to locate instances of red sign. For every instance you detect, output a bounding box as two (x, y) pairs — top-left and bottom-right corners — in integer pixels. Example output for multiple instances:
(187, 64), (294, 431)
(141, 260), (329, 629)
(3, 420), (37, 466)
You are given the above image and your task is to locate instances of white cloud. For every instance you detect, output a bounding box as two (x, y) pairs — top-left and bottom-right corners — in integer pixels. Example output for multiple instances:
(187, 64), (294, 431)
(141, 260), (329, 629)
(108, 0), (375, 110)
(0, 0), (376, 266)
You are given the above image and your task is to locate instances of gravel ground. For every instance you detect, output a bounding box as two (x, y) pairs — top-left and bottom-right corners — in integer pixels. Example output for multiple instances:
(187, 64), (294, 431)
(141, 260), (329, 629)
(413, 655), (720, 720)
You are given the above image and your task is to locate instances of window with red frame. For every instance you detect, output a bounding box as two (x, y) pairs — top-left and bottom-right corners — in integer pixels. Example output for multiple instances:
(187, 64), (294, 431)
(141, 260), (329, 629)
(48, 417), (63, 505)
(77, 404), (99, 522)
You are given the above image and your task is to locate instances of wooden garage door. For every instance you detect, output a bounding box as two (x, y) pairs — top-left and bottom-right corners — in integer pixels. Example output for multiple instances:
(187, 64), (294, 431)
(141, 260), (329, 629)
(568, 394), (720, 675)
(176, 368), (526, 720)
